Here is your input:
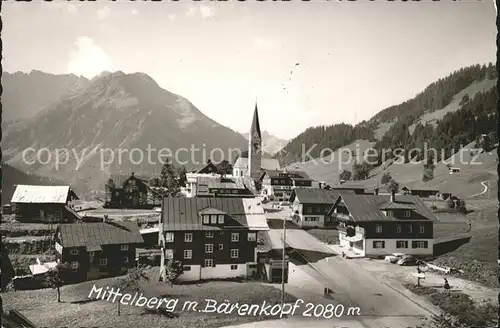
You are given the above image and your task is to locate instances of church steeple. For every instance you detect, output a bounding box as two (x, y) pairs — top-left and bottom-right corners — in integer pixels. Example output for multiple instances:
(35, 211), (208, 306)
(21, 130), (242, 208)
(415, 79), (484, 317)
(248, 101), (262, 180)
(251, 102), (262, 140)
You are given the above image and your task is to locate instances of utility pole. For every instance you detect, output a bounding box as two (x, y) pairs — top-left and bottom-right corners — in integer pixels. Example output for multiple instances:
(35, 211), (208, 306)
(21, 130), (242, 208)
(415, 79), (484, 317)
(281, 216), (287, 307)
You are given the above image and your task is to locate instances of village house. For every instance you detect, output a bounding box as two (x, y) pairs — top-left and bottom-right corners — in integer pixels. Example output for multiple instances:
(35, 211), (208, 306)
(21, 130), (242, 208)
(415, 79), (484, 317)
(259, 170), (317, 201)
(10, 185), (79, 222)
(327, 192), (436, 258)
(232, 104), (281, 179)
(158, 197), (269, 282)
(289, 188), (353, 228)
(181, 173), (254, 198)
(189, 161), (221, 174)
(331, 185), (367, 194)
(401, 186), (440, 198)
(105, 173), (151, 209)
(53, 221), (144, 282)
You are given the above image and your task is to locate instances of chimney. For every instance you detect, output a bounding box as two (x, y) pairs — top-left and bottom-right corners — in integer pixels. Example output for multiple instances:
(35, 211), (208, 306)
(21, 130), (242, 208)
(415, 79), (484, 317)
(131, 172), (135, 177)
(374, 187), (379, 195)
(390, 191), (395, 202)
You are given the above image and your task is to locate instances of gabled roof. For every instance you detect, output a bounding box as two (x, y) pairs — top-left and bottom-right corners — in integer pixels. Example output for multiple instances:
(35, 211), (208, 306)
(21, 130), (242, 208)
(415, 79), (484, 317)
(402, 184), (439, 192)
(289, 188), (352, 204)
(262, 170), (310, 179)
(196, 176), (248, 190)
(11, 185), (72, 204)
(2, 310), (38, 328)
(196, 162), (219, 174)
(161, 197), (269, 231)
(108, 174), (150, 188)
(199, 207), (227, 215)
(57, 221), (144, 248)
(233, 158), (281, 171)
(329, 194), (438, 222)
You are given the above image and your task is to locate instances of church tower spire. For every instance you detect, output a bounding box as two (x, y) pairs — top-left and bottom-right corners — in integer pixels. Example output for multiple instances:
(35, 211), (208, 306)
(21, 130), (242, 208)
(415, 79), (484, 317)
(248, 102), (262, 180)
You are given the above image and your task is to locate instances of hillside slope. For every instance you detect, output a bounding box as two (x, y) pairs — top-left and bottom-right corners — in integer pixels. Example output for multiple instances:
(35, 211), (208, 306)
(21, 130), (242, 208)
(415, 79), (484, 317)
(282, 63), (497, 192)
(3, 71), (248, 193)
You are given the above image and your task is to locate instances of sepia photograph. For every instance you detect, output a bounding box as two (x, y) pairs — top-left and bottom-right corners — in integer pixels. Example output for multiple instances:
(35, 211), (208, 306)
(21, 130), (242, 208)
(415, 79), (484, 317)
(0, 1), (498, 328)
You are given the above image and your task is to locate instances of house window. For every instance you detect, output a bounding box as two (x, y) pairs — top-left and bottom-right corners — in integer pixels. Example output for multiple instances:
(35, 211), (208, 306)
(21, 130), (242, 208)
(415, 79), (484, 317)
(184, 249), (192, 259)
(165, 232), (174, 242)
(217, 243), (224, 250)
(211, 215), (217, 224)
(205, 231), (214, 238)
(396, 241), (408, 248)
(70, 249), (79, 256)
(184, 233), (193, 242)
(183, 266), (191, 271)
(372, 241), (385, 249)
(306, 207), (312, 214)
(230, 265), (238, 270)
(218, 215), (224, 224)
(89, 251), (95, 257)
(230, 249), (239, 258)
(120, 245), (129, 251)
(204, 259), (214, 267)
(412, 241), (428, 249)
(203, 215), (210, 224)
(205, 244), (214, 253)
(100, 258), (108, 266)
(124, 256), (129, 263)
(165, 249), (174, 259)
(231, 233), (239, 242)
(70, 261), (78, 270)
(375, 225), (382, 233)
(396, 225), (401, 233)
(247, 232), (257, 242)
(419, 225), (425, 233)
(408, 225), (413, 233)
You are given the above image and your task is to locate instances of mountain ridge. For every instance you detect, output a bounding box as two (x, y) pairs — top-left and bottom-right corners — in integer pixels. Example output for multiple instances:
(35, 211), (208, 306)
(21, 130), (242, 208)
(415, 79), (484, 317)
(3, 70), (248, 194)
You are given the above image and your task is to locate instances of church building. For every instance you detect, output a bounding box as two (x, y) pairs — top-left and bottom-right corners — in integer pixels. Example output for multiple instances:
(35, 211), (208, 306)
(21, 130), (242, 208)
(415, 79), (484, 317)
(233, 104), (280, 179)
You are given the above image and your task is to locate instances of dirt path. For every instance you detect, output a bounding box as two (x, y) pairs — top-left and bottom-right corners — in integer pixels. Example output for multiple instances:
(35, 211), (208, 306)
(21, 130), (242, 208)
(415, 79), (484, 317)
(467, 180), (489, 198)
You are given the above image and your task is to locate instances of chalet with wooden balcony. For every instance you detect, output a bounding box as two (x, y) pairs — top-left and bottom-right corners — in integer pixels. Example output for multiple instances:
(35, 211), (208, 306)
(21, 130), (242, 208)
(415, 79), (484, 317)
(104, 172), (151, 209)
(259, 170), (317, 201)
(327, 192), (437, 258)
(159, 197), (269, 282)
(289, 188), (353, 228)
(53, 221), (144, 282)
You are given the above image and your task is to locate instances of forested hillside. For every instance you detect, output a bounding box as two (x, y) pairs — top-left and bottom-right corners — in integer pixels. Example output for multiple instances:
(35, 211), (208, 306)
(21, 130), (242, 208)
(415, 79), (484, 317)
(274, 123), (375, 165)
(276, 63), (497, 168)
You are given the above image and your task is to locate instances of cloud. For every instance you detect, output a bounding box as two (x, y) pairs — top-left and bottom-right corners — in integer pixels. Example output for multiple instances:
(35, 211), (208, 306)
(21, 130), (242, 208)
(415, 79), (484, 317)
(97, 6), (111, 20)
(185, 4), (215, 19)
(67, 36), (112, 78)
(131, 9), (139, 16)
(168, 14), (177, 21)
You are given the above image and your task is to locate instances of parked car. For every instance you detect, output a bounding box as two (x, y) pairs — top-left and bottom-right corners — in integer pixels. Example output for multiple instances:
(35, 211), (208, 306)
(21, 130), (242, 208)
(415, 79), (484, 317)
(397, 255), (423, 266)
(384, 253), (406, 264)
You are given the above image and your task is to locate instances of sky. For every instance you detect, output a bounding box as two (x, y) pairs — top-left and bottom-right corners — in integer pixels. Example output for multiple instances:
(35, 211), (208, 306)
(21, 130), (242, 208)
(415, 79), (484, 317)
(3, 1), (496, 140)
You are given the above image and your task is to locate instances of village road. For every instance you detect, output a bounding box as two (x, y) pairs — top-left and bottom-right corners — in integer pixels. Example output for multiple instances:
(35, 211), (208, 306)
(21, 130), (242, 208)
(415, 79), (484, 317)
(274, 229), (439, 328)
